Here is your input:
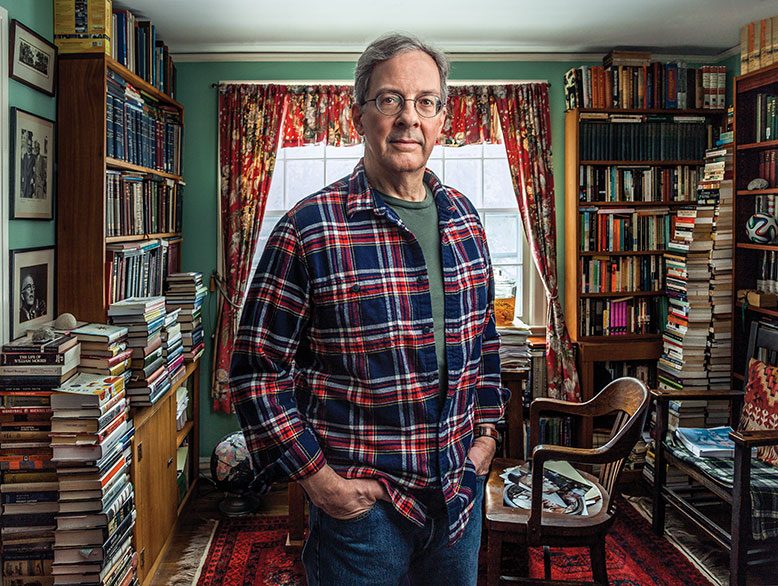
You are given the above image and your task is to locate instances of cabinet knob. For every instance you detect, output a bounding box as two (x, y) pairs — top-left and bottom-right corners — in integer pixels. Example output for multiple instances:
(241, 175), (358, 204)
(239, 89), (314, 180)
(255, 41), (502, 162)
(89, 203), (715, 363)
(168, 457), (174, 466)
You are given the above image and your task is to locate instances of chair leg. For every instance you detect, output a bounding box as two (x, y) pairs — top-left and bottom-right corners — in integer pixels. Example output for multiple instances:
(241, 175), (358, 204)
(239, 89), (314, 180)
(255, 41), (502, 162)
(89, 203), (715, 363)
(589, 537), (608, 586)
(543, 546), (552, 580)
(486, 529), (503, 586)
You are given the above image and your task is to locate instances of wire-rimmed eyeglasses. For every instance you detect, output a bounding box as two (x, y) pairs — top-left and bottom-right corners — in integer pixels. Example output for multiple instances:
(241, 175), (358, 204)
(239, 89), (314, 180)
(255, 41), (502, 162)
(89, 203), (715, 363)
(362, 92), (443, 118)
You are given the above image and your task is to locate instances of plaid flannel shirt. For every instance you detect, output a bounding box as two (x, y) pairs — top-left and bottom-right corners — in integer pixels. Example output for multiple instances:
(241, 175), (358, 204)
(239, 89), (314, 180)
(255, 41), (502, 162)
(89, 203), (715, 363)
(230, 160), (510, 543)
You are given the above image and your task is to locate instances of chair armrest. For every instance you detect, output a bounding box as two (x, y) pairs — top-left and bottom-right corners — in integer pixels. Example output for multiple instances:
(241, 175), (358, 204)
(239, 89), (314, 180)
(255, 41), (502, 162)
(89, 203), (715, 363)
(530, 397), (588, 419)
(531, 443), (610, 467)
(650, 388), (744, 403)
(730, 429), (778, 448)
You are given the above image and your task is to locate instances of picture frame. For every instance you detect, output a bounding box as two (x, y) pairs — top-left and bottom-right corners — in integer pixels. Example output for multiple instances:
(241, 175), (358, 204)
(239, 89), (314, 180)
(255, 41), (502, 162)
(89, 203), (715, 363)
(11, 108), (55, 220)
(9, 19), (57, 96)
(10, 246), (56, 341)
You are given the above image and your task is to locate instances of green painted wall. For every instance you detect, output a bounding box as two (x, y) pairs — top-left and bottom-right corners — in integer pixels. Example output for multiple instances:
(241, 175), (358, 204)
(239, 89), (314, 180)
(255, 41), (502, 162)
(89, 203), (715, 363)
(3, 0), (56, 249)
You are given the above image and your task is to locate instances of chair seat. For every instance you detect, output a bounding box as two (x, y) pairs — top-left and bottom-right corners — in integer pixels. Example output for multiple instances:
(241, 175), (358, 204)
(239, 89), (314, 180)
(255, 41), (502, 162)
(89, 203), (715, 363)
(485, 458), (612, 539)
(664, 437), (778, 540)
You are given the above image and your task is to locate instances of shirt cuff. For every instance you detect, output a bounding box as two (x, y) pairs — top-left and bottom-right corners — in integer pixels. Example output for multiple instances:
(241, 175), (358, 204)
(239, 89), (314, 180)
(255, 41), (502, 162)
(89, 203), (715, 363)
(276, 425), (327, 481)
(474, 384), (511, 426)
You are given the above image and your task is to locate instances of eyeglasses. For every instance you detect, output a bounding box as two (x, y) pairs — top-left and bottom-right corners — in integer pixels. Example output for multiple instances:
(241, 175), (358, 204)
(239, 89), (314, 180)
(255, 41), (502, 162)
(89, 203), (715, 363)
(363, 92), (443, 118)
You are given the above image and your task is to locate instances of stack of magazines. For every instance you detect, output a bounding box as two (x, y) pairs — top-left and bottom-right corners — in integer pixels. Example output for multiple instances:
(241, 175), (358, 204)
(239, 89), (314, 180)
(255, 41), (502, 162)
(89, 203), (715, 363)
(501, 461), (601, 515)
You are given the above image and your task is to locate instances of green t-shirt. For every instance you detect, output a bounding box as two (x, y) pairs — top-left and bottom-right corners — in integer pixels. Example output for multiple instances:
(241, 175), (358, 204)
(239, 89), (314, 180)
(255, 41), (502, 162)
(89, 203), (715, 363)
(380, 186), (448, 395)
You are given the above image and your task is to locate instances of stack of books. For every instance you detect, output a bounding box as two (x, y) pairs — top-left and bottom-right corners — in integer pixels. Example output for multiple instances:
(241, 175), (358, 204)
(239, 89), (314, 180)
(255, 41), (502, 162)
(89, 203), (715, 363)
(73, 324), (132, 380)
(108, 297), (171, 407)
(0, 334), (81, 586)
(497, 320), (531, 371)
(50, 373), (137, 585)
(162, 308), (186, 383)
(165, 273), (208, 361)
(660, 205), (715, 391)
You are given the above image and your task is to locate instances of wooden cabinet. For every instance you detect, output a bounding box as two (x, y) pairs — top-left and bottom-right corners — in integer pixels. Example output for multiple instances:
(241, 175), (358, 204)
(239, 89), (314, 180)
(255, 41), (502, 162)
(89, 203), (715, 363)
(732, 63), (778, 379)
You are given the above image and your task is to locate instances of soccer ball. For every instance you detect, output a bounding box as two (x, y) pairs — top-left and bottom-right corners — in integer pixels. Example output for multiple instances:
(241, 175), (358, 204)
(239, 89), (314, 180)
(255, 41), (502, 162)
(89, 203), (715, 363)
(746, 213), (778, 244)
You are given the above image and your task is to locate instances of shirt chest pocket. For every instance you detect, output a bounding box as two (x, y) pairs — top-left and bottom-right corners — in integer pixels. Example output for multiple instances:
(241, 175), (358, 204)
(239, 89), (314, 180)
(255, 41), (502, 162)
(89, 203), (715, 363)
(460, 260), (490, 322)
(313, 275), (396, 333)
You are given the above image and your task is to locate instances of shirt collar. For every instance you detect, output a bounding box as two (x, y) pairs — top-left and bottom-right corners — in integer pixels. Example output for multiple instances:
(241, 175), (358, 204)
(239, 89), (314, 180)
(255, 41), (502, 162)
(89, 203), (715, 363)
(346, 158), (456, 222)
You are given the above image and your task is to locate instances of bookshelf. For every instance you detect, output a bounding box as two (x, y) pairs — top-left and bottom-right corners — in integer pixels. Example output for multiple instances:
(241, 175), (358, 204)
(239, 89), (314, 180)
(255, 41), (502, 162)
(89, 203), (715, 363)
(732, 62), (778, 378)
(564, 107), (724, 445)
(55, 51), (194, 585)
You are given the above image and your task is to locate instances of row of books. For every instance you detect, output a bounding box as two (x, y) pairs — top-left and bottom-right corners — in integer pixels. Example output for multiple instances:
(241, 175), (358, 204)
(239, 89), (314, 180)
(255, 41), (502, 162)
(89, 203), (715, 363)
(579, 117), (710, 161)
(579, 255), (664, 294)
(164, 274), (208, 362)
(107, 70), (183, 175)
(105, 171), (184, 238)
(753, 93), (778, 145)
(740, 16), (778, 75)
(757, 251), (778, 293)
(749, 151), (778, 193)
(579, 207), (672, 252)
(577, 164), (701, 203)
(112, 9), (177, 97)
(578, 296), (667, 337)
(564, 61), (726, 111)
(105, 238), (179, 305)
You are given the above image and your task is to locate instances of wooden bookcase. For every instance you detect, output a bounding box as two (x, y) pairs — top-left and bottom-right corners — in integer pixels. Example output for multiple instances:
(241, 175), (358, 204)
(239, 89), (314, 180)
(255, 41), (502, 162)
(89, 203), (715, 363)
(564, 107), (724, 445)
(55, 53), (196, 586)
(732, 63), (778, 379)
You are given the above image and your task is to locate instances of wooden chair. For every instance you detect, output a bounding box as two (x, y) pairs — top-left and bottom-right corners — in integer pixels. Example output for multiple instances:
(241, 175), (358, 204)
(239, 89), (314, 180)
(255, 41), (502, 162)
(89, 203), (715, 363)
(484, 377), (650, 586)
(651, 319), (778, 586)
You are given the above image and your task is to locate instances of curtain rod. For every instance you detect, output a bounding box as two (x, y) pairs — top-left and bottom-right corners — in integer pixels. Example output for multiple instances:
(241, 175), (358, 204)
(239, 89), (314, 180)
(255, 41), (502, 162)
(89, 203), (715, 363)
(210, 79), (550, 88)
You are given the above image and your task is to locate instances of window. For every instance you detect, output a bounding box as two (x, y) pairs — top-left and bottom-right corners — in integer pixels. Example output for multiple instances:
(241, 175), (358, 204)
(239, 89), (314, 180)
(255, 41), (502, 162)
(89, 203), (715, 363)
(250, 142), (545, 326)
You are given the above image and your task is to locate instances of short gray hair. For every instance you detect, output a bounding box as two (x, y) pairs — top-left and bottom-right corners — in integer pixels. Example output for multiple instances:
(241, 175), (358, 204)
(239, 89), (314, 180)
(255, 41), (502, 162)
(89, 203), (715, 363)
(354, 33), (450, 107)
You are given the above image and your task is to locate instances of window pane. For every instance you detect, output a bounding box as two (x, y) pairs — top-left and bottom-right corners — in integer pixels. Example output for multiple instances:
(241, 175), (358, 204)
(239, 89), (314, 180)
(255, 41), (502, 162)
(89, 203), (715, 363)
(426, 158), (443, 179)
(443, 143), (482, 158)
(325, 144), (364, 158)
(430, 145), (444, 159)
(326, 159), (360, 184)
(265, 159), (285, 211)
(285, 144), (325, 158)
(483, 142), (507, 158)
(484, 213), (519, 257)
(483, 158), (516, 209)
(286, 159), (325, 206)
(444, 158), (482, 206)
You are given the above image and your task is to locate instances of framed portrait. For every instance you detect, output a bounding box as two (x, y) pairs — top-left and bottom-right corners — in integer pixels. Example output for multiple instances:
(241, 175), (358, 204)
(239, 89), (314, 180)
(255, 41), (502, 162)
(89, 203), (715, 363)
(9, 19), (57, 96)
(11, 108), (55, 220)
(10, 247), (55, 340)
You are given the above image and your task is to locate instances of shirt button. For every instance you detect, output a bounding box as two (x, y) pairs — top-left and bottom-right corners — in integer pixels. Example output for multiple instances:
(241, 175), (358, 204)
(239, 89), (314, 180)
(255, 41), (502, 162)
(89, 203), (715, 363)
(422, 325), (432, 334)
(417, 276), (425, 283)
(351, 284), (361, 292)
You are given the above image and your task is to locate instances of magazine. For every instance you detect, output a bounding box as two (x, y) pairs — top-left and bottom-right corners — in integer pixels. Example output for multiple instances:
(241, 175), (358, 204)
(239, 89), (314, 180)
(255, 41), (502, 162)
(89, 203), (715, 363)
(500, 461), (600, 516)
(675, 425), (735, 457)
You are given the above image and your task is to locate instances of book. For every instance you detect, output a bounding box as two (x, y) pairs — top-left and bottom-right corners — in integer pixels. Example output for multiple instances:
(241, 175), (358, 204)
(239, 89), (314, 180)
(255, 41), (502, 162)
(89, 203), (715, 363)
(71, 323), (129, 344)
(51, 373), (125, 409)
(2, 333), (78, 354)
(675, 425), (735, 457)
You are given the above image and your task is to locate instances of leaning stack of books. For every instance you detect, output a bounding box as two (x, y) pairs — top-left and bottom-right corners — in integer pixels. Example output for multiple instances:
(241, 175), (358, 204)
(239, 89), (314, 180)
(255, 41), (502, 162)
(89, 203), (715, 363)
(0, 333), (81, 586)
(660, 205), (715, 391)
(73, 323), (133, 381)
(108, 297), (171, 407)
(49, 372), (137, 585)
(164, 273), (207, 362)
(161, 308), (186, 383)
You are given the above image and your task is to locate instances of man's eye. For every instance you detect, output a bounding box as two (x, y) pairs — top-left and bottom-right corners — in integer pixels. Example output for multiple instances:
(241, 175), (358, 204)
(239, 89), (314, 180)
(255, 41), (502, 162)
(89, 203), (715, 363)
(381, 94), (401, 105)
(419, 97), (435, 107)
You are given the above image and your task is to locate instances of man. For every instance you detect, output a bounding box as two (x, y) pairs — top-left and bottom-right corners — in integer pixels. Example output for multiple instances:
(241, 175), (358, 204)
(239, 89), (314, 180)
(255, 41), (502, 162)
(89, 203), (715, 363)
(230, 33), (508, 585)
(33, 141), (47, 200)
(20, 132), (35, 199)
(19, 274), (46, 322)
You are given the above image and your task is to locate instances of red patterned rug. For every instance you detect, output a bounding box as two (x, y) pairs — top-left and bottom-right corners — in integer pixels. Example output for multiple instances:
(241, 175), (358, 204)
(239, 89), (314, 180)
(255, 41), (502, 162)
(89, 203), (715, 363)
(197, 498), (710, 586)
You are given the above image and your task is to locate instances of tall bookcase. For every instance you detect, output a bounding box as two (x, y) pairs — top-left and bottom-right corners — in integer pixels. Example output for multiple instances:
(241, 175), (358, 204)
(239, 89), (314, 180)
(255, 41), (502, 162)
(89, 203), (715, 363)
(564, 107), (724, 445)
(732, 63), (778, 380)
(56, 53), (197, 585)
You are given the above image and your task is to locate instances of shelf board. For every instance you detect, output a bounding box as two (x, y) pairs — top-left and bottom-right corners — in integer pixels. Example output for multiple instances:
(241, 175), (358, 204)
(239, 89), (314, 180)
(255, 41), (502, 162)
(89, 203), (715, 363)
(580, 291), (665, 298)
(106, 55), (183, 109)
(580, 160), (704, 166)
(579, 250), (665, 256)
(737, 243), (778, 252)
(736, 188), (778, 196)
(578, 334), (662, 342)
(736, 140), (778, 152)
(106, 157), (183, 181)
(105, 232), (181, 244)
(578, 201), (694, 207)
(176, 420), (194, 448)
(735, 301), (778, 318)
(576, 107), (726, 116)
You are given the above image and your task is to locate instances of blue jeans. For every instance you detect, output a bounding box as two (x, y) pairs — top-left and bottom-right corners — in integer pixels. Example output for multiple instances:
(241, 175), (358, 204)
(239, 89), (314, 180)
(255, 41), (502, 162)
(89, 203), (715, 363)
(302, 476), (485, 586)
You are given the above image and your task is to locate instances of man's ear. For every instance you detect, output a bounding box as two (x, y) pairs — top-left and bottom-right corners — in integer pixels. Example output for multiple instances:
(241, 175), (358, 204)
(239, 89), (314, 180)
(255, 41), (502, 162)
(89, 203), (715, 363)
(352, 102), (364, 135)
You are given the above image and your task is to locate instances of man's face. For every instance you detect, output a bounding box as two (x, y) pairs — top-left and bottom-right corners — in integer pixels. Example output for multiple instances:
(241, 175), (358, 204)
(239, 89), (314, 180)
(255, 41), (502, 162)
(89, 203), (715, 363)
(21, 276), (35, 307)
(353, 50), (446, 182)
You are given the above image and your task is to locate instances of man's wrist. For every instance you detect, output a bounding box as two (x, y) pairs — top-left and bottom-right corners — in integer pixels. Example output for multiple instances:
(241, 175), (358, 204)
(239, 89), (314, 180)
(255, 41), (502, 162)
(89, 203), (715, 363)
(474, 425), (501, 445)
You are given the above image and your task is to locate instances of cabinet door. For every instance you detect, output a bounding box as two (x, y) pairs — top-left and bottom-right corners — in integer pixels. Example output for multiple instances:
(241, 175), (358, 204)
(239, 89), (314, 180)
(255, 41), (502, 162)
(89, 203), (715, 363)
(133, 396), (177, 583)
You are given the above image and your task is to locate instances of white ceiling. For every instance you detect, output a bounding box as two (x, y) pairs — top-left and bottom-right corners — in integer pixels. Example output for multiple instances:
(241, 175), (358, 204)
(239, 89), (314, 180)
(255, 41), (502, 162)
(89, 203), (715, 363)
(117, 0), (778, 57)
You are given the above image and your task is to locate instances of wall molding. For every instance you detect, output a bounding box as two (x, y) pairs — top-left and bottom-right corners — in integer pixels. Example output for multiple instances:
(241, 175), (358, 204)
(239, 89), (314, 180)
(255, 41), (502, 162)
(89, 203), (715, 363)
(0, 8), (10, 345)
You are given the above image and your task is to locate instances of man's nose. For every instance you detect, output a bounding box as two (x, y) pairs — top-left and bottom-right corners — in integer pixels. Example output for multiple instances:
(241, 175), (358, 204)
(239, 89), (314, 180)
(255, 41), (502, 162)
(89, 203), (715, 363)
(395, 99), (421, 126)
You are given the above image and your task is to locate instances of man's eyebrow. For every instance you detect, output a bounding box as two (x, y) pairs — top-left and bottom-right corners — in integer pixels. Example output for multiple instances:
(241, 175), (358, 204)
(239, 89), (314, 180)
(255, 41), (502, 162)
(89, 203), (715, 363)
(372, 86), (441, 96)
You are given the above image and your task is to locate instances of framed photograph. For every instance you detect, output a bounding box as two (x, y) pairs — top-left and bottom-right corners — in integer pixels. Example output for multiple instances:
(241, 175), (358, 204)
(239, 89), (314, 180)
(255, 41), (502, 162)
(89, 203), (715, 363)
(9, 19), (57, 96)
(10, 247), (55, 340)
(11, 108), (54, 220)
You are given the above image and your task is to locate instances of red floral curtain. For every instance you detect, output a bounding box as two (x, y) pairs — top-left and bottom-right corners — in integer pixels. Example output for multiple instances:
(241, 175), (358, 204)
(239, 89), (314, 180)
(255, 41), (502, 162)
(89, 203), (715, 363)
(443, 86), (502, 146)
(493, 84), (580, 401)
(212, 84), (287, 412)
(282, 85), (360, 147)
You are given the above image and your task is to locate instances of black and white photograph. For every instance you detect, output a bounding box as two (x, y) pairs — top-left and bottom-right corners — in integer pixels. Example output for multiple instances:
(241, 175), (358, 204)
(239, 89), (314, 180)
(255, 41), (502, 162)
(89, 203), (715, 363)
(9, 19), (57, 95)
(11, 108), (54, 220)
(9, 246), (55, 340)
